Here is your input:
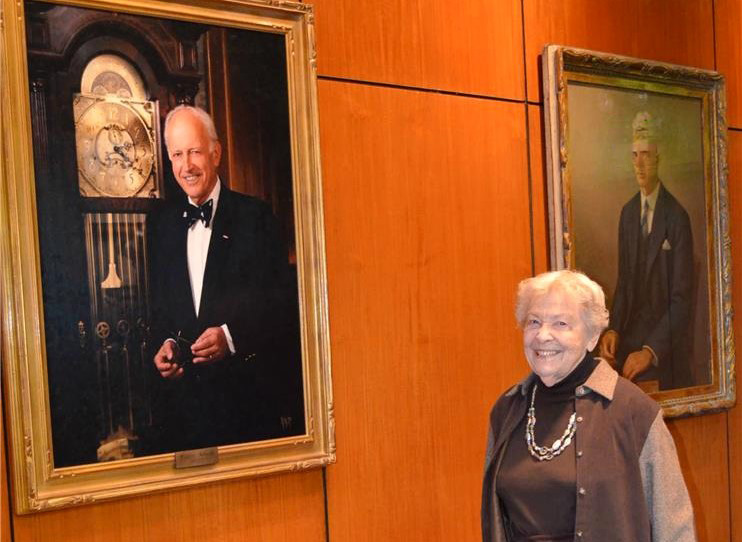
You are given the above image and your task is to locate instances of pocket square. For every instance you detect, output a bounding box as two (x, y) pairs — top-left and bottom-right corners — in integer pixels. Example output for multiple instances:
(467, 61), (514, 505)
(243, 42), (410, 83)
(662, 239), (672, 251)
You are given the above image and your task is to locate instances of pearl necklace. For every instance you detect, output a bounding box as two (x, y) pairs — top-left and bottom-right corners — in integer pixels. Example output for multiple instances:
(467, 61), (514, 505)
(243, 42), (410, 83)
(525, 384), (577, 461)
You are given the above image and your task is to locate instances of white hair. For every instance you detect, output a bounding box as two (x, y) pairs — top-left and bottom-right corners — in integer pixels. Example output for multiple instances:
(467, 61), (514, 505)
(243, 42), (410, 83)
(163, 105), (219, 151)
(515, 270), (609, 335)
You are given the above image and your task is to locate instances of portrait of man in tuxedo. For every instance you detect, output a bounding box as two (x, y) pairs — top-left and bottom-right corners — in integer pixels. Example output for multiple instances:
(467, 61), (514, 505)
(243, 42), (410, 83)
(147, 105), (304, 453)
(599, 111), (694, 391)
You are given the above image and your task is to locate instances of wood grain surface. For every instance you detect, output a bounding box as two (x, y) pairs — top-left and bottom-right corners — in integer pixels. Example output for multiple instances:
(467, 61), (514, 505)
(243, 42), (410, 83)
(11, 470), (325, 542)
(730, 402), (742, 542)
(523, 0), (715, 103)
(527, 104), (549, 274)
(725, 129), (742, 542)
(667, 413), (730, 542)
(1, 409), (10, 542)
(715, 0), (742, 129)
(311, 0), (525, 100)
(319, 79), (532, 541)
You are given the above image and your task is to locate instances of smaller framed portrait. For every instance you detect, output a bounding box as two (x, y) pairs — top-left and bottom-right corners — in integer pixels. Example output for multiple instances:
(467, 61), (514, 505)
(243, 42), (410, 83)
(542, 45), (735, 417)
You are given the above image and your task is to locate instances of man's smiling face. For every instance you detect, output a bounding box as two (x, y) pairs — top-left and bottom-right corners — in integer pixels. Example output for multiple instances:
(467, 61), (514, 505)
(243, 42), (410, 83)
(165, 110), (221, 205)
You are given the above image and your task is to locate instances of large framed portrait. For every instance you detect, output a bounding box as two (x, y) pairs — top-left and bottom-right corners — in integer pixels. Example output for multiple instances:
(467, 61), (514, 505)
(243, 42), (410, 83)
(542, 45), (735, 417)
(1, 0), (334, 513)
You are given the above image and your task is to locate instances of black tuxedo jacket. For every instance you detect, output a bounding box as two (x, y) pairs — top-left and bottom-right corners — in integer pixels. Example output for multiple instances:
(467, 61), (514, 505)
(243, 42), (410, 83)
(147, 184), (304, 452)
(609, 183), (693, 389)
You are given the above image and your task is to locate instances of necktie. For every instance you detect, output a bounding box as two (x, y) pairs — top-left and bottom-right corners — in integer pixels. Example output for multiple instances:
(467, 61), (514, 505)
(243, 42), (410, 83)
(184, 199), (213, 228)
(640, 199), (650, 237)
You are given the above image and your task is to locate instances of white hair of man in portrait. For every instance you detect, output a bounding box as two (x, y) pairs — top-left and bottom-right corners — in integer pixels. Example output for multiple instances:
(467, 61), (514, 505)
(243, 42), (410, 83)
(631, 110), (662, 198)
(163, 104), (220, 152)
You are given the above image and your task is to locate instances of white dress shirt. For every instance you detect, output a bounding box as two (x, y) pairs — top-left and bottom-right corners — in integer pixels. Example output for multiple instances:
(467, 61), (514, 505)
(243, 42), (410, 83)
(640, 182), (660, 235)
(187, 181), (219, 315)
(186, 180), (235, 353)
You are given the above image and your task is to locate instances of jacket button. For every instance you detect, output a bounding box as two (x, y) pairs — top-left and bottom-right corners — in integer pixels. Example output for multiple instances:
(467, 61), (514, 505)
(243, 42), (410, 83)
(576, 530), (583, 538)
(578, 487), (586, 496)
(577, 450), (583, 458)
(576, 416), (584, 423)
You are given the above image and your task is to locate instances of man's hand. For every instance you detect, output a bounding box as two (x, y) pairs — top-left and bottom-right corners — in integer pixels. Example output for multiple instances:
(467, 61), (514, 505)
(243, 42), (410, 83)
(622, 348), (654, 381)
(598, 330), (618, 367)
(191, 326), (229, 365)
(154, 340), (183, 379)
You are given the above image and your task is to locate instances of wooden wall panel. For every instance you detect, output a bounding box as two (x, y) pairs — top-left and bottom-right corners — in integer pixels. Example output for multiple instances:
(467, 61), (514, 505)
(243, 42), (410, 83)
(523, 0), (716, 103)
(727, 129), (742, 542)
(311, 0), (525, 100)
(731, 398), (742, 542)
(2, 408), (10, 542)
(319, 80), (531, 541)
(667, 414), (730, 542)
(715, 0), (742, 129)
(727, 396), (742, 542)
(527, 104), (549, 274)
(11, 470), (325, 542)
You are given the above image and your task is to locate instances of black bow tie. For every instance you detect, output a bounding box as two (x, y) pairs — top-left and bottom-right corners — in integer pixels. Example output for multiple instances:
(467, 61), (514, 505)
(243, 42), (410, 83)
(184, 199), (213, 228)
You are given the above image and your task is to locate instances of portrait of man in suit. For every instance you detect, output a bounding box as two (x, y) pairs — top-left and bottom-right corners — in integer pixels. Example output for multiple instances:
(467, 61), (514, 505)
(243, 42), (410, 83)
(147, 105), (304, 453)
(598, 111), (694, 391)
(21, 4), (329, 474)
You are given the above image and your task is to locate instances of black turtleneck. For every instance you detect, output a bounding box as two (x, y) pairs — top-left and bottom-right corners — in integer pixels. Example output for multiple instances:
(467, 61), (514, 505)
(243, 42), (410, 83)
(496, 353), (597, 541)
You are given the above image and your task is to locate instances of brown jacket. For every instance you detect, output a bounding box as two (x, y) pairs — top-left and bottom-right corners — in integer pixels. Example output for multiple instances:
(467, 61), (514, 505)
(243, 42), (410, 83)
(481, 360), (696, 542)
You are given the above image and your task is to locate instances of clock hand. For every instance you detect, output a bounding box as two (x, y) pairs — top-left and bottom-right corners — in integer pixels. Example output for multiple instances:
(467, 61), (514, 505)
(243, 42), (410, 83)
(112, 143), (134, 167)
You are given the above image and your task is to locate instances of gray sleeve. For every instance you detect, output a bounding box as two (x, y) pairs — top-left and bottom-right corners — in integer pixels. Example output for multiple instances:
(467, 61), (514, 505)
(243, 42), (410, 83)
(639, 412), (697, 542)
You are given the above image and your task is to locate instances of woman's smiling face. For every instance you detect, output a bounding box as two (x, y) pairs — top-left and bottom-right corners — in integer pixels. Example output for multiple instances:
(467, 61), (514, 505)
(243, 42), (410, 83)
(522, 287), (600, 387)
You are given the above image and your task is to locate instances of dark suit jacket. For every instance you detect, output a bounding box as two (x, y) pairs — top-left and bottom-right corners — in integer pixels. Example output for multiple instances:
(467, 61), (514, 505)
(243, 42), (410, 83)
(146, 184), (304, 452)
(609, 183), (693, 389)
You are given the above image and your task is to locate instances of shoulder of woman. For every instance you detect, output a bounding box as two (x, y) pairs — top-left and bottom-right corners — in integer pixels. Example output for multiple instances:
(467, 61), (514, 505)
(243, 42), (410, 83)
(612, 376), (663, 431)
(488, 383), (527, 422)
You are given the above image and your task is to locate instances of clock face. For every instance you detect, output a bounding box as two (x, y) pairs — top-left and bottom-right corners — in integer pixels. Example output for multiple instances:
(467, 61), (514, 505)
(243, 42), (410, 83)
(75, 98), (157, 198)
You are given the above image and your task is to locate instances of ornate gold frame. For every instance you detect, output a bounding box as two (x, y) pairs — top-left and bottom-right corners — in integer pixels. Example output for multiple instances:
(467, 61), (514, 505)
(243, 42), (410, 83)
(1, 0), (334, 513)
(542, 45), (735, 417)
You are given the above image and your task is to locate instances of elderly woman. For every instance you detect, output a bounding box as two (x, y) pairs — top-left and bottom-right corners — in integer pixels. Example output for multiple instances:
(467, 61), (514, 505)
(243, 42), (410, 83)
(481, 270), (695, 542)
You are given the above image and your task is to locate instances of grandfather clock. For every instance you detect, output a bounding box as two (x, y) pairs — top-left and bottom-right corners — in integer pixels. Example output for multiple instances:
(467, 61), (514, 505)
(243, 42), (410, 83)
(26, 0), (204, 466)
(73, 53), (162, 460)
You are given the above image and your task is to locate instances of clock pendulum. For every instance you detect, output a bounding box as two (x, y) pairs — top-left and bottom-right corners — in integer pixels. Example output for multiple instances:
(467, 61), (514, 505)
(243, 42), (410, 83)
(101, 213), (122, 289)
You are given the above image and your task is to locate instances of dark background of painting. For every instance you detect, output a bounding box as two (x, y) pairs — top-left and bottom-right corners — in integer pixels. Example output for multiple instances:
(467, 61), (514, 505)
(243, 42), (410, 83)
(26, 1), (304, 467)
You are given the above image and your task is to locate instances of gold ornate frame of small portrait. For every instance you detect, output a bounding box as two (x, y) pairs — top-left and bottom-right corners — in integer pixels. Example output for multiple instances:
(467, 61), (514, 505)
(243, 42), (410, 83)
(1, 0), (334, 513)
(541, 44), (734, 418)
